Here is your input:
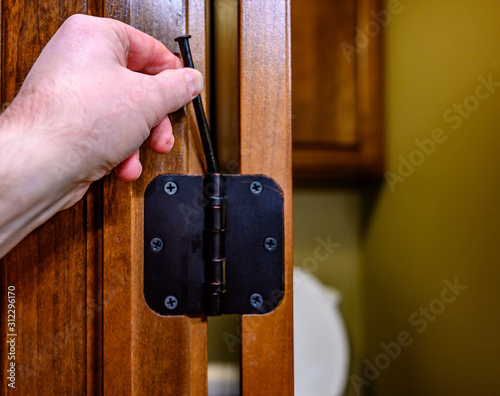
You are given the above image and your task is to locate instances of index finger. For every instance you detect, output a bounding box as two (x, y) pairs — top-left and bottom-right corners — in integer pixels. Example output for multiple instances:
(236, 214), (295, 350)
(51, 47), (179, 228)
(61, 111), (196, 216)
(112, 19), (183, 74)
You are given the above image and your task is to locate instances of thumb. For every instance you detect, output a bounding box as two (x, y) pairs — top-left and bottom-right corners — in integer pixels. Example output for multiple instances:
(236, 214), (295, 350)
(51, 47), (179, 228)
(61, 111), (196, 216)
(153, 67), (204, 115)
(182, 68), (205, 97)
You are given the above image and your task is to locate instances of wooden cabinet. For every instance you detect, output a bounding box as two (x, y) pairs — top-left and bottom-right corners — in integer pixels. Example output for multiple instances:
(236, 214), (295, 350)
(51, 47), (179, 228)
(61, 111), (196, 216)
(0, 1), (293, 394)
(292, 0), (384, 177)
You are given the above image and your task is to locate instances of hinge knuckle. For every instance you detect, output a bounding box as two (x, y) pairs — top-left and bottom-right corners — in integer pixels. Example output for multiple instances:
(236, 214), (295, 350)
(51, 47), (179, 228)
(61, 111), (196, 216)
(204, 174), (226, 316)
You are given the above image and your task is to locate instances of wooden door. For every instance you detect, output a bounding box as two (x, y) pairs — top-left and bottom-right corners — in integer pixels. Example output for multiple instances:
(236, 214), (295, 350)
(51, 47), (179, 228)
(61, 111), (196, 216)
(0, 0), (292, 395)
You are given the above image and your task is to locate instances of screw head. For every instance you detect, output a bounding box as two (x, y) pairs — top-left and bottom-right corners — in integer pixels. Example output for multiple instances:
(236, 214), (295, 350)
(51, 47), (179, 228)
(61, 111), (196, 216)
(164, 295), (178, 309)
(250, 181), (263, 195)
(264, 237), (277, 251)
(164, 181), (178, 195)
(150, 237), (164, 253)
(250, 293), (263, 309)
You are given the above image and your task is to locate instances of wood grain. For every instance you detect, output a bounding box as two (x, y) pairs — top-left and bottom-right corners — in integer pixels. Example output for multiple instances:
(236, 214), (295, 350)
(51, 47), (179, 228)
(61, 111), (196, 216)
(102, 0), (208, 395)
(292, 0), (384, 177)
(0, 1), (208, 394)
(0, 2), (99, 395)
(85, 182), (104, 396)
(1, 0), (294, 394)
(239, 0), (294, 394)
(292, 0), (357, 148)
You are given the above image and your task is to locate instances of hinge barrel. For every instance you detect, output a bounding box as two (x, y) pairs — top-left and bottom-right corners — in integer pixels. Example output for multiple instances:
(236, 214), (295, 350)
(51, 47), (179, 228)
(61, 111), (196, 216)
(204, 174), (226, 315)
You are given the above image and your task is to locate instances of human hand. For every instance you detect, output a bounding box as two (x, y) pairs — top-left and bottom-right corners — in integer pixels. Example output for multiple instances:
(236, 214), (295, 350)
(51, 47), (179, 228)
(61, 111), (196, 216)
(5, 14), (203, 199)
(0, 14), (203, 257)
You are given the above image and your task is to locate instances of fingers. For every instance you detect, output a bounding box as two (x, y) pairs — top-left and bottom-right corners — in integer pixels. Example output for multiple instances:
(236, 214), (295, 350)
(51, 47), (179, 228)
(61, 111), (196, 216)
(113, 19), (183, 74)
(148, 116), (175, 154)
(115, 118), (175, 182)
(59, 15), (183, 74)
(114, 150), (142, 181)
(50, 16), (204, 184)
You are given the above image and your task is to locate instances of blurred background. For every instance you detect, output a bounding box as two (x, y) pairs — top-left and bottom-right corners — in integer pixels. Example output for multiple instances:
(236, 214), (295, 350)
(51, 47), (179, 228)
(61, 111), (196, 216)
(294, 0), (500, 395)
(210, 0), (500, 395)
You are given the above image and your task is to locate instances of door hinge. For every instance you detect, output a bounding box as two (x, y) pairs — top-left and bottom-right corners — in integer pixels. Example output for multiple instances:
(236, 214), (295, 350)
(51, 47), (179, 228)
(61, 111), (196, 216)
(143, 35), (284, 317)
(143, 173), (284, 316)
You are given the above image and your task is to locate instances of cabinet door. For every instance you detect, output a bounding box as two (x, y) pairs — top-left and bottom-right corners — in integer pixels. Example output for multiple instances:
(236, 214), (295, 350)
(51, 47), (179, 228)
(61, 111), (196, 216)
(0, 0), (292, 394)
(239, 0), (294, 394)
(101, 2), (209, 394)
(292, 0), (384, 177)
(0, 1), (207, 394)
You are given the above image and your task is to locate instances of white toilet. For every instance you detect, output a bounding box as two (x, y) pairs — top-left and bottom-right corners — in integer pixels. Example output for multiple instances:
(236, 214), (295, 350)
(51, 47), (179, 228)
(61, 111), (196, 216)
(294, 268), (350, 396)
(207, 268), (350, 396)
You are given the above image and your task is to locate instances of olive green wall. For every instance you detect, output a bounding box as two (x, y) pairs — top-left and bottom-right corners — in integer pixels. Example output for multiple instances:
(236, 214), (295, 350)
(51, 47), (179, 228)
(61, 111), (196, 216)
(293, 188), (366, 396)
(209, 1), (500, 394)
(295, 1), (500, 395)
(363, 0), (500, 394)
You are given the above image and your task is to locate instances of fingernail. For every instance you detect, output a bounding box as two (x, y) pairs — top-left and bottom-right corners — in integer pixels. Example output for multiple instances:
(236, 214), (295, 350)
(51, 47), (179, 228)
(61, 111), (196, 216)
(184, 69), (203, 96)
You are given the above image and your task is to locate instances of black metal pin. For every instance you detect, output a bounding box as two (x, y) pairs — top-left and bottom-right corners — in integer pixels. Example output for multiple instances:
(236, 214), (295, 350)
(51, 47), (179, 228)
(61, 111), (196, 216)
(174, 35), (218, 174)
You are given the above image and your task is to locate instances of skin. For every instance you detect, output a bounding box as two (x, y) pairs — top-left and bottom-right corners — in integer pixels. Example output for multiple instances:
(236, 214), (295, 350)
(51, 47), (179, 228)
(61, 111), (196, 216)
(0, 14), (204, 258)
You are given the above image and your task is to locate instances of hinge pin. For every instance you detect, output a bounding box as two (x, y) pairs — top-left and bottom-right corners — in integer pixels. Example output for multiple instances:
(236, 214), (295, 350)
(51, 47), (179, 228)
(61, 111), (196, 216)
(175, 35), (218, 174)
(204, 174), (226, 316)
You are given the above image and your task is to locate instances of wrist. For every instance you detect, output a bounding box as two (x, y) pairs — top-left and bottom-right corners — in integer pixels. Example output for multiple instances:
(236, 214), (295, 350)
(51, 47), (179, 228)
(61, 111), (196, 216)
(0, 102), (88, 257)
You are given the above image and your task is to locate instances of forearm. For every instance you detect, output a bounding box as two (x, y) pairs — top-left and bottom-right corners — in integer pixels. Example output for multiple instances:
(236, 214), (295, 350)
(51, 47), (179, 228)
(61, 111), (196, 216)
(0, 185), (71, 259)
(0, 97), (85, 258)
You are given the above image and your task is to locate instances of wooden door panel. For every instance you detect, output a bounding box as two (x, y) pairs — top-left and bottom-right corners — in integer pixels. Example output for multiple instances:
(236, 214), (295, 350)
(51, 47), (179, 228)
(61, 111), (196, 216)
(292, 0), (357, 148)
(240, 0), (294, 394)
(1, 0), (292, 394)
(0, 1), (101, 394)
(1, 1), (208, 394)
(291, 0), (384, 177)
(101, 1), (209, 394)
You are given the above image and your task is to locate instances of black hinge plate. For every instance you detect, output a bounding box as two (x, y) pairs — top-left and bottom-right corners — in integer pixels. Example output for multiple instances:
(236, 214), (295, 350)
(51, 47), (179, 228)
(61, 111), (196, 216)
(144, 174), (284, 316)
